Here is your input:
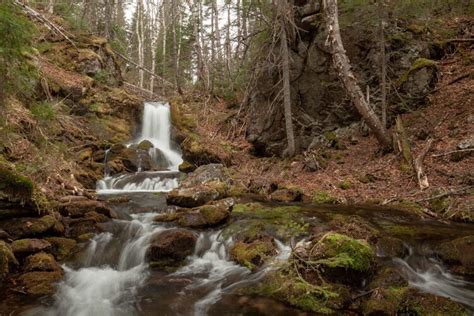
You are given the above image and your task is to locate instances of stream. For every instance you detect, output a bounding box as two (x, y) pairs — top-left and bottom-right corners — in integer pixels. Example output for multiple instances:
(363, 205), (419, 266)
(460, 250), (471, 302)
(5, 102), (474, 315)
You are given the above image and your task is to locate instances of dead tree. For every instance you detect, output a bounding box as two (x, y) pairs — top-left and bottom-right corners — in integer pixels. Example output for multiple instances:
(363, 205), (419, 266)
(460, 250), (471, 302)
(323, 0), (392, 150)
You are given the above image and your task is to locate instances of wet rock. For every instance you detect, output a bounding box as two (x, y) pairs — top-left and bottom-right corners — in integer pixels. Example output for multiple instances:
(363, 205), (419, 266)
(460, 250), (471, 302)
(230, 237), (276, 270)
(0, 229), (12, 240)
(0, 240), (18, 279)
(177, 198), (234, 228)
(309, 232), (375, 285)
(85, 211), (109, 223)
(269, 187), (303, 202)
(178, 161), (196, 173)
(137, 140), (154, 151)
(435, 235), (474, 276)
(167, 182), (228, 208)
(24, 252), (61, 272)
(66, 218), (100, 238)
(16, 270), (63, 296)
(58, 200), (112, 218)
(44, 237), (77, 261)
(108, 146), (156, 172)
(146, 229), (197, 267)
(180, 164), (232, 187)
(376, 237), (407, 258)
(11, 238), (51, 256)
(2, 215), (60, 239)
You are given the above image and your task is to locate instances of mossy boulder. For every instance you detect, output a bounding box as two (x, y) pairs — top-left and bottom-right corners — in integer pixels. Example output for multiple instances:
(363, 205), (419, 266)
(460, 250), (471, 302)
(376, 236), (408, 258)
(167, 183), (226, 208)
(3, 215), (61, 239)
(224, 203), (309, 241)
(176, 198), (234, 228)
(435, 235), (474, 276)
(0, 240), (18, 279)
(243, 270), (347, 314)
(270, 187), (303, 202)
(0, 163), (34, 204)
(11, 238), (51, 256)
(178, 161), (196, 173)
(58, 200), (112, 218)
(15, 270), (63, 296)
(399, 58), (438, 96)
(230, 237), (276, 270)
(24, 252), (61, 272)
(309, 232), (375, 285)
(146, 229), (197, 268)
(44, 237), (77, 261)
(137, 140), (154, 151)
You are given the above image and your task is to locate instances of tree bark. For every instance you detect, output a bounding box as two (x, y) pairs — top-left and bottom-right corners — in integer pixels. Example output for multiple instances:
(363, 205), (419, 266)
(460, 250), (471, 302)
(378, 0), (387, 129)
(323, 0), (392, 150)
(279, 0), (296, 157)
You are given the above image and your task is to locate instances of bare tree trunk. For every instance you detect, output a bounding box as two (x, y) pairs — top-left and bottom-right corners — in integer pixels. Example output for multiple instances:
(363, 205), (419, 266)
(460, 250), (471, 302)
(378, 0), (387, 129)
(136, 0), (144, 89)
(172, 0), (182, 94)
(323, 0), (392, 150)
(279, 0), (296, 157)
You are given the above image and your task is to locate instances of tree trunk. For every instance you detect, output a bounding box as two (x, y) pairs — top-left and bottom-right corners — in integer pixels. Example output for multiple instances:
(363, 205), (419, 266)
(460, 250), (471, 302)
(279, 0), (296, 157)
(378, 0), (387, 129)
(323, 0), (392, 150)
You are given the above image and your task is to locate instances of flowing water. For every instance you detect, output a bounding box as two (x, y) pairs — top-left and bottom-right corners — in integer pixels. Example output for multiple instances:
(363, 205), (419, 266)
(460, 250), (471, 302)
(5, 102), (474, 315)
(96, 102), (182, 194)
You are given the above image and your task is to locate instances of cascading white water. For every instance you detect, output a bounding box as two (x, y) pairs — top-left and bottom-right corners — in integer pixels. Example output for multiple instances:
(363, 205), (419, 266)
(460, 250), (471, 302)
(96, 102), (183, 193)
(26, 213), (168, 316)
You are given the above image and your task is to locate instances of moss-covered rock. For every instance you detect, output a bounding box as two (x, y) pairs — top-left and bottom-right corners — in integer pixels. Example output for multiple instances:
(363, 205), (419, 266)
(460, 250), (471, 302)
(329, 215), (379, 244)
(0, 163), (34, 204)
(137, 140), (154, 151)
(167, 183), (225, 208)
(309, 232), (375, 285)
(243, 270), (346, 314)
(230, 238), (276, 270)
(15, 270), (63, 296)
(24, 252), (61, 272)
(176, 198), (235, 228)
(178, 161), (196, 173)
(224, 203), (309, 241)
(375, 236), (408, 258)
(2, 215), (60, 239)
(11, 238), (51, 256)
(44, 237), (77, 261)
(270, 187), (303, 202)
(0, 240), (18, 279)
(146, 229), (197, 268)
(435, 235), (474, 276)
(312, 191), (338, 204)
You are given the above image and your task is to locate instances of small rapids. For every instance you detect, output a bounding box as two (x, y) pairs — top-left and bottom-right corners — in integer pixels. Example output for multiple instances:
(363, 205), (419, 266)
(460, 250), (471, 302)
(393, 249), (474, 309)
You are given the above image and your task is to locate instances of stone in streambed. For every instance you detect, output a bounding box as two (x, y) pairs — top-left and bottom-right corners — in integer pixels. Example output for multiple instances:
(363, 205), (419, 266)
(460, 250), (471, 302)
(0, 240), (18, 279)
(58, 199), (113, 218)
(157, 198), (234, 228)
(44, 237), (77, 261)
(435, 235), (474, 276)
(230, 237), (276, 271)
(11, 238), (51, 256)
(24, 252), (61, 272)
(2, 215), (61, 239)
(15, 270), (63, 296)
(167, 182), (228, 208)
(146, 229), (197, 268)
(269, 187), (303, 202)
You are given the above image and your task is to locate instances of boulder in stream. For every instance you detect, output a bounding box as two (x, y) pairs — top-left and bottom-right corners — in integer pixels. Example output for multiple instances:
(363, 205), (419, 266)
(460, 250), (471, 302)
(44, 237), (77, 261)
(146, 229), (197, 268)
(11, 238), (51, 256)
(15, 270), (63, 296)
(24, 252), (62, 272)
(435, 235), (474, 276)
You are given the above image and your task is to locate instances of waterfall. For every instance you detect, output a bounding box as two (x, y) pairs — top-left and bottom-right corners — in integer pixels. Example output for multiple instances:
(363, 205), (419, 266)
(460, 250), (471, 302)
(96, 102), (182, 194)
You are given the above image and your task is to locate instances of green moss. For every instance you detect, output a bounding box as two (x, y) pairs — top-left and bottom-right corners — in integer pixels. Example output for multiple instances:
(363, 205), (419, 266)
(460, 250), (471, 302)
(430, 197), (449, 213)
(312, 191), (338, 204)
(30, 101), (56, 122)
(312, 232), (374, 272)
(399, 58), (437, 85)
(244, 270), (340, 314)
(393, 200), (423, 215)
(225, 203), (308, 241)
(0, 163), (34, 203)
(45, 237), (77, 261)
(230, 240), (275, 270)
(338, 180), (351, 190)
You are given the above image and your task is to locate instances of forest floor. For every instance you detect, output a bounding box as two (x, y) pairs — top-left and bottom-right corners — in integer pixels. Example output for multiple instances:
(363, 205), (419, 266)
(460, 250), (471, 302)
(185, 38), (473, 223)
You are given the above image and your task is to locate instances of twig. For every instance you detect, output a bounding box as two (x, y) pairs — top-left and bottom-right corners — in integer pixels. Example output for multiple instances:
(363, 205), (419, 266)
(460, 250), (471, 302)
(432, 148), (474, 157)
(416, 186), (473, 202)
(432, 72), (472, 93)
(445, 38), (474, 43)
(414, 138), (434, 190)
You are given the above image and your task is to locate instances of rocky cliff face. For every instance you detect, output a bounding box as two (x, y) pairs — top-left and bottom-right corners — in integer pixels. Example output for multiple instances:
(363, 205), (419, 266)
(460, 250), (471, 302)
(245, 0), (441, 156)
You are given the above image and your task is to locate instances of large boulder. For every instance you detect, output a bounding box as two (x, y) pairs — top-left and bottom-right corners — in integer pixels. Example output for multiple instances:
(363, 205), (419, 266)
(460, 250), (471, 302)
(24, 252), (62, 272)
(1, 215), (62, 239)
(15, 270), (63, 296)
(11, 238), (51, 256)
(167, 164), (231, 208)
(44, 237), (77, 261)
(157, 198), (235, 228)
(0, 240), (18, 279)
(58, 200), (113, 218)
(309, 232), (375, 285)
(146, 229), (197, 267)
(435, 236), (474, 276)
